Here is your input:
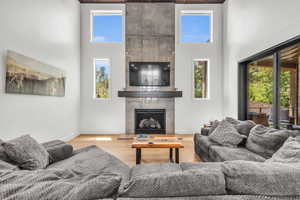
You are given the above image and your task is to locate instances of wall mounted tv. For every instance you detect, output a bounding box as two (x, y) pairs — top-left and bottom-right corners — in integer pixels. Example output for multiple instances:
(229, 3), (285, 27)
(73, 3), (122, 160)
(129, 62), (170, 87)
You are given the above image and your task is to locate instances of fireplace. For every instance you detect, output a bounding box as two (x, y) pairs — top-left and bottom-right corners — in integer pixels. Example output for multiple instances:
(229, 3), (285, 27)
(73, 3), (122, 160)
(135, 109), (166, 134)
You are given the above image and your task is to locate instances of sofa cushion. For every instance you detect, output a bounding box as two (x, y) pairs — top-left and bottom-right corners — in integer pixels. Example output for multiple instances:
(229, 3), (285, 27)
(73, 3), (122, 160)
(246, 125), (293, 158)
(222, 160), (300, 196)
(195, 135), (219, 155)
(225, 117), (256, 137)
(266, 136), (300, 163)
(209, 120), (246, 147)
(180, 162), (222, 171)
(0, 168), (121, 200)
(48, 145), (130, 178)
(42, 140), (73, 164)
(0, 159), (19, 171)
(209, 146), (265, 162)
(118, 196), (299, 200)
(120, 163), (226, 198)
(48, 145), (130, 194)
(2, 135), (50, 170)
(130, 163), (181, 177)
(194, 134), (212, 161)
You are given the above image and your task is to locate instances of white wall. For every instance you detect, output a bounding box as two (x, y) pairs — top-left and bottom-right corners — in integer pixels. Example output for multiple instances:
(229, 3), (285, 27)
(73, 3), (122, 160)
(175, 4), (224, 133)
(0, 0), (81, 142)
(80, 4), (126, 134)
(223, 0), (300, 118)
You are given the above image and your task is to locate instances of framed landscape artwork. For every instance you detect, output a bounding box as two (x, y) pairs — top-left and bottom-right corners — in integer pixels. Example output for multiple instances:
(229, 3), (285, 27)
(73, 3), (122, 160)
(5, 50), (66, 97)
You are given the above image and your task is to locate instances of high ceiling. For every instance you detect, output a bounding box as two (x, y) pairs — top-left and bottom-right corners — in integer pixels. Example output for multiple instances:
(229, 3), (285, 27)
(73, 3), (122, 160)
(79, 0), (225, 3)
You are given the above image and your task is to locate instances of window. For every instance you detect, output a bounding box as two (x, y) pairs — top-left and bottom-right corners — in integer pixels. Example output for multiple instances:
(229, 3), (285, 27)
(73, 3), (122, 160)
(180, 11), (212, 43)
(193, 59), (209, 99)
(91, 10), (123, 43)
(94, 59), (110, 99)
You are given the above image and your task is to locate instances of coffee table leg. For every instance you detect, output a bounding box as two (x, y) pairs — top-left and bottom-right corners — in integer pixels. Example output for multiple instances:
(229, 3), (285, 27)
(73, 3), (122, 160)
(136, 148), (141, 165)
(175, 148), (179, 163)
(169, 148), (173, 162)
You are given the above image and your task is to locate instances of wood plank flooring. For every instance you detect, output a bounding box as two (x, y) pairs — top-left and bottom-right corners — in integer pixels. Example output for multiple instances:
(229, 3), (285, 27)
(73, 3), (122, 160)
(68, 134), (202, 167)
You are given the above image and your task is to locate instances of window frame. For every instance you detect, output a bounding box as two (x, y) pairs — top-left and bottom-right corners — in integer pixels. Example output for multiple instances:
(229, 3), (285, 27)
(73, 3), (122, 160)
(192, 58), (210, 100)
(179, 10), (213, 44)
(93, 58), (111, 100)
(90, 10), (123, 43)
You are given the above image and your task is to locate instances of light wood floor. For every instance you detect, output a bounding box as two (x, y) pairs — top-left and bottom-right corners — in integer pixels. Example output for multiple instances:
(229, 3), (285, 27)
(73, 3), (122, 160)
(68, 134), (202, 167)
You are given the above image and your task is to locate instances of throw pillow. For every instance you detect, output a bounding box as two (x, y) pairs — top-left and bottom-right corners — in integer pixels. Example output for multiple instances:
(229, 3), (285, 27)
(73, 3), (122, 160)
(0, 139), (13, 163)
(225, 117), (256, 137)
(266, 136), (300, 163)
(209, 120), (246, 147)
(224, 117), (240, 125)
(2, 135), (50, 170)
(42, 140), (73, 164)
(208, 120), (220, 135)
(246, 125), (293, 158)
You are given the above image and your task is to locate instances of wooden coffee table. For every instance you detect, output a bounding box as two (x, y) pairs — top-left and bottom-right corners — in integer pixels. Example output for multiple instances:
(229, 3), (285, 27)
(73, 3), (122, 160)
(132, 135), (184, 164)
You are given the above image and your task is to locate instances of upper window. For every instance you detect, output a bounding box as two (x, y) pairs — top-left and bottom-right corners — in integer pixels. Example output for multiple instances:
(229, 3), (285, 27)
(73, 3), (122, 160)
(91, 10), (123, 43)
(180, 11), (212, 43)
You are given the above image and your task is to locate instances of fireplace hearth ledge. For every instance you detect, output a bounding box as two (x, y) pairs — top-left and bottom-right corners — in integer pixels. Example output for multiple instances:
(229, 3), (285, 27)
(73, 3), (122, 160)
(118, 90), (182, 98)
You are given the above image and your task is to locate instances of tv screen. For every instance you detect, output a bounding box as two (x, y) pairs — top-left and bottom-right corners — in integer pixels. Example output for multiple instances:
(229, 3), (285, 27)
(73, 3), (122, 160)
(129, 62), (170, 86)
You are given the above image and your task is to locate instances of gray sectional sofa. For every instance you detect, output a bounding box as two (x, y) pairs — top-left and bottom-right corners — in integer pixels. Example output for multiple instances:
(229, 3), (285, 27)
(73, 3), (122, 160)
(1, 134), (300, 199)
(194, 122), (299, 163)
(194, 133), (266, 162)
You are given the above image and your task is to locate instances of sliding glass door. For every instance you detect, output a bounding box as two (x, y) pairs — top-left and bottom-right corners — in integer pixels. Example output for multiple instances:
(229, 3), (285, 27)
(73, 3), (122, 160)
(247, 56), (274, 127)
(239, 36), (300, 129)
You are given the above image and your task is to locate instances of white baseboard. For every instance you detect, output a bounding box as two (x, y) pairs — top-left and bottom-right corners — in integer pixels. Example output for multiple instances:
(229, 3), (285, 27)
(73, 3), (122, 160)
(80, 130), (126, 135)
(80, 130), (195, 135)
(175, 130), (199, 134)
(58, 132), (80, 142)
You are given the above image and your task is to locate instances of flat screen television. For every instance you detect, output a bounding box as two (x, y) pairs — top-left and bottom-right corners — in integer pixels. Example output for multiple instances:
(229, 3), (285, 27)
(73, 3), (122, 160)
(129, 62), (170, 87)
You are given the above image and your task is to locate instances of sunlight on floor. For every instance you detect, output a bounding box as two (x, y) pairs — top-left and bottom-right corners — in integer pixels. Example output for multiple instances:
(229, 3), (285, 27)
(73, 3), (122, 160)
(95, 137), (112, 141)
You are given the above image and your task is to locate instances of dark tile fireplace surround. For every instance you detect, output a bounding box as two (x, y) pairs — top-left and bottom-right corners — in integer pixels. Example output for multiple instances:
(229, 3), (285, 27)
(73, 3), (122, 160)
(117, 3), (182, 134)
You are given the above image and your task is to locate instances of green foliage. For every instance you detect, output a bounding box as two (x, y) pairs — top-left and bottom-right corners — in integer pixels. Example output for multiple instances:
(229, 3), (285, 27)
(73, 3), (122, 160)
(248, 66), (291, 108)
(194, 61), (207, 98)
(96, 79), (109, 99)
(248, 66), (273, 104)
(280, 71), (291, 107)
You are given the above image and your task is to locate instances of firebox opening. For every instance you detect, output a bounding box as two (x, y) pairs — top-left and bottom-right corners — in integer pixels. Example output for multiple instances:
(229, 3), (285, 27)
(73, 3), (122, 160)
(135, 109), (166, 134)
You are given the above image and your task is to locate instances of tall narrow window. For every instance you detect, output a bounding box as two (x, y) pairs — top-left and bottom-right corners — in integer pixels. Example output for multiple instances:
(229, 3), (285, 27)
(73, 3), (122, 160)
(279, 44), (300, 128)
(180, 11), (212, 43)
(193, 59), (209, 99)
(247, 56), (274, 127)
(91, 10), (123, 43)
(94, 59), (110, 99)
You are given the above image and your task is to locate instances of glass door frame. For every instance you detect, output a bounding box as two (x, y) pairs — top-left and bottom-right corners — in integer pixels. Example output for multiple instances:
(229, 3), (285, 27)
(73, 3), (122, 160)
(238, 35), (300, 129)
